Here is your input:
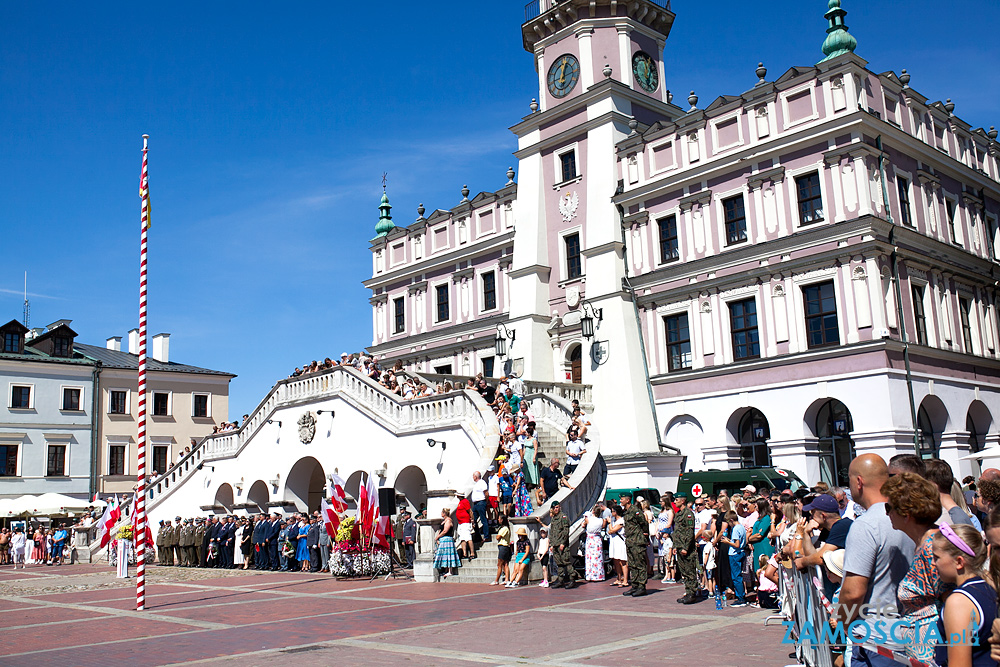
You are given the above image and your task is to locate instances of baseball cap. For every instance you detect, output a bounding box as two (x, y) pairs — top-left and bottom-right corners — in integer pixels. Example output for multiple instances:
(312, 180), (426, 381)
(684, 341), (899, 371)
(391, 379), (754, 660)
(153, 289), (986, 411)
(802, 494), (840, 514)
(740, 484), (756, 493)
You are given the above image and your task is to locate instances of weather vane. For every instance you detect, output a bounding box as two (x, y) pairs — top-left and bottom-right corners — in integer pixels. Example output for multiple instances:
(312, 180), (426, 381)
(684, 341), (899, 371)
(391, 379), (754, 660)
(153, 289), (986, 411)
(382, 172), (387, 193)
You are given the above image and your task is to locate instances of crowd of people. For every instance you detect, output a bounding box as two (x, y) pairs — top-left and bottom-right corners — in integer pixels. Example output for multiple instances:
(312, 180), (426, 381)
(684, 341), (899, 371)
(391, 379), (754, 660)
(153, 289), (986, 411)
(0, 523), (71, 568)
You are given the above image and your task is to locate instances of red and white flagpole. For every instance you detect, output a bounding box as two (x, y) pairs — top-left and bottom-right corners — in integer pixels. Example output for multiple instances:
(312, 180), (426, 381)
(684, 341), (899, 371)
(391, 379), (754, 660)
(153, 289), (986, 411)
(136, 134), (151, 611)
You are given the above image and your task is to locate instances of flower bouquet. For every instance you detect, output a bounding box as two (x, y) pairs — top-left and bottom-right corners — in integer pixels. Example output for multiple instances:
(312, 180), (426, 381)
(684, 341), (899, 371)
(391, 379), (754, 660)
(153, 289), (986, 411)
(329, 516), (390, 577)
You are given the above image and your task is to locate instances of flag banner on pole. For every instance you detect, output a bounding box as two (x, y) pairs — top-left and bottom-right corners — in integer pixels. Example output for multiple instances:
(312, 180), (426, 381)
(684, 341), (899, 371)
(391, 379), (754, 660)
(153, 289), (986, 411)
(97, 498), (118, 549)
(140, 143), (151, 229)
(364, 472), (378, 539)
(130, 494), (154, 549)
(328, 473), (348, 513)
(321, 497), (340, 538)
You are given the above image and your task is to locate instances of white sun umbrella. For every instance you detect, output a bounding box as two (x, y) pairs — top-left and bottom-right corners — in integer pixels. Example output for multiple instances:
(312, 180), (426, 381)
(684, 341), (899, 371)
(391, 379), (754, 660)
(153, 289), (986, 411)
(9, 493), (97, 516)
(960, 447), (1000, 461)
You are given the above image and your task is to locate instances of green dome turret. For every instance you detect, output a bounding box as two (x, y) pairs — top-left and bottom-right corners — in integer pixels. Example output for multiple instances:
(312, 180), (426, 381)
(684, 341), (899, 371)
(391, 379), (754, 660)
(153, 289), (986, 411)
(820, 0), (857, 63)
(375, 192), (395, 237)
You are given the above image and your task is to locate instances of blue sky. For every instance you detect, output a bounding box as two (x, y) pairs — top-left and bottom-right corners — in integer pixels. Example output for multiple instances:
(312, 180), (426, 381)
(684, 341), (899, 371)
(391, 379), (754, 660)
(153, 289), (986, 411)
(2, 1), (998, 417)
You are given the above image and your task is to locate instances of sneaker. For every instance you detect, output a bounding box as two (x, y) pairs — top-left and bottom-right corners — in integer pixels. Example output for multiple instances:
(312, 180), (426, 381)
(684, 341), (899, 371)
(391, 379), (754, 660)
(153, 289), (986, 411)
(730, 601), (748, 607)
(538, 581), (549, 588)
(489, 581), (499, 585)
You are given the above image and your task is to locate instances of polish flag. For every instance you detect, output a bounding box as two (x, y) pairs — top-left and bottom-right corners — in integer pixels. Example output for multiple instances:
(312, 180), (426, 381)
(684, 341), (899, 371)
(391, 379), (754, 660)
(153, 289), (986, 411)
(358, 472), (379, 540)
(328, 473), (348, 513)
(373, 514), (392, 550)
(321, 497), (340, 539)
(97, 496), (120, 549)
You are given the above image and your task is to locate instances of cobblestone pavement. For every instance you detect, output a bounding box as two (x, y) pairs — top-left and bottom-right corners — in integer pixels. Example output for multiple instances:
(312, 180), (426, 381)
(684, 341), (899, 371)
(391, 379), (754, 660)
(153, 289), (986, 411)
(0, 564), (796, 666)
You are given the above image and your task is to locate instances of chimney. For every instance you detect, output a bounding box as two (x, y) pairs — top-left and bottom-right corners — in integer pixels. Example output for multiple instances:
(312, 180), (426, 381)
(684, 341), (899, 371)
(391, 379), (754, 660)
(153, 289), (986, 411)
(128, 328), (140, 355)
(152, 333), (170, 363)
(106, 336), (122, 351)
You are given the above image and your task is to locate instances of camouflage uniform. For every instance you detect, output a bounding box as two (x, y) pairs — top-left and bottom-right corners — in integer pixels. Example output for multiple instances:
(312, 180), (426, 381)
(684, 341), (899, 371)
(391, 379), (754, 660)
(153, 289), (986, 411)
(623, 502), (649, 594)
(550, 510), (575, 587)
(673, 505), (698, 598)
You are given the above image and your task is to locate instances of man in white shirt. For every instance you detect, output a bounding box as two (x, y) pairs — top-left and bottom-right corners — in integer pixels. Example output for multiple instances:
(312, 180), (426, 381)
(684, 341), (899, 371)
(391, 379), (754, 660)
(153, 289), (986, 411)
(564, 437), (586, 476)
(486, 467), (500, 520)
(470, 471), (490, 542)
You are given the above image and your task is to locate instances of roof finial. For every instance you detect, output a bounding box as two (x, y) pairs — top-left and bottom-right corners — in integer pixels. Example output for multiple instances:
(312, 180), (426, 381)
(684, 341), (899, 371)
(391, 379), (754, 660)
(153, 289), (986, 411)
(375, 183), (395, 237)
(819, 0), (857, 63)
(382, 171), (387, 193)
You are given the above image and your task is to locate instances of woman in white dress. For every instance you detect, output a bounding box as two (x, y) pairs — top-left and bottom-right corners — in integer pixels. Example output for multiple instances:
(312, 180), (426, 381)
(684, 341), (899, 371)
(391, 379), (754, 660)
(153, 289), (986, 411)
(233, 520), (245, 566)
(11, 527), (26, 569)
(608, 505), (628, 587)
(584, 505), (606, 581)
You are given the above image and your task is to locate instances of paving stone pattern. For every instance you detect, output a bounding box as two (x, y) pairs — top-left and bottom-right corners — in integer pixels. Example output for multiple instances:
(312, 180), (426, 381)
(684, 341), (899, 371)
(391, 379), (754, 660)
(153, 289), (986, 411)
(0, 563), (796, 666)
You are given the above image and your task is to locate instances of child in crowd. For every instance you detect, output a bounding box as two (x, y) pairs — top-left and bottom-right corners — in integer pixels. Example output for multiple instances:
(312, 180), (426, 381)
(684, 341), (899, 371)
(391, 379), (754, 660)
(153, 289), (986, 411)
(703, 539), (717, 598)
(508, 528), (532, 587)
(755, 554), (779, 609)
(537, 528), (551, 588)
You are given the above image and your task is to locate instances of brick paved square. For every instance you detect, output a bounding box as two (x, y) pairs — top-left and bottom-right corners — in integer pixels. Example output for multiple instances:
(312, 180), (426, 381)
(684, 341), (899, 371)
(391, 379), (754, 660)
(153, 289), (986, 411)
(0, 563), (794, 666)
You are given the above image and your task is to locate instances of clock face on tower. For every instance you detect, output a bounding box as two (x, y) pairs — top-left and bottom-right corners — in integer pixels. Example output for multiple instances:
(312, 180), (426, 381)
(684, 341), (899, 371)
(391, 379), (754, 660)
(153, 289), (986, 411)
(632, 51), (658, 93)
(547, 54), (580, 98)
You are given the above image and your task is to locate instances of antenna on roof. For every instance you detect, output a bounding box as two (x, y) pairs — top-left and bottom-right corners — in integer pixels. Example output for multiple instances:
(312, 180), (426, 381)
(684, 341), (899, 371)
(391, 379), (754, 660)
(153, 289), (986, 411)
(22, 271), (29, 329)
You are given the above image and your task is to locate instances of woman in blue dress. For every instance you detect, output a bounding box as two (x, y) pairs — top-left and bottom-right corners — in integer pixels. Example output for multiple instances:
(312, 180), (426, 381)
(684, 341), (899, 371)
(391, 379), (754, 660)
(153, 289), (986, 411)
(296, 520), (310, 571)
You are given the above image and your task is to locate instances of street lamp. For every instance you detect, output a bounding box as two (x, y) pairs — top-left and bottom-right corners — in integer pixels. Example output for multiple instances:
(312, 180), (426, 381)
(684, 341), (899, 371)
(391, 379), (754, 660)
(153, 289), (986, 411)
(495, 322), (515, 358)
(580, 301), (603, 340)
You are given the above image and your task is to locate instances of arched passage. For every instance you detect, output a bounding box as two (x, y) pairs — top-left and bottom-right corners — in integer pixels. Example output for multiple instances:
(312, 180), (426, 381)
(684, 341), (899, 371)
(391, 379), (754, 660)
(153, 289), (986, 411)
(567, 344), (582, 384)
(664, 415), (704, 470)
(285, 457), (326, 513)
(810, 398), (855, 488)
(726, 408), (770, 469)
(214, 483), (234, 514)
(918, 395), (948, 459)
(344, 470), (365, 511)
(247, 480), (269, 514)
(965, 401), (993, 476)
(394, 465), (428, 514)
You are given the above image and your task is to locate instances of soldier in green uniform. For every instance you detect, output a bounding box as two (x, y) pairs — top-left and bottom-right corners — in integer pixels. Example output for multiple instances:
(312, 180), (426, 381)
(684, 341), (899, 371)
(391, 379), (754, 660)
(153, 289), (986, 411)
(548, 502), (576, 589)
(161, 520), (174, 565)
(172, 516), (184, 565)
(673, 492), (698, 604)
(193, 518), (206, 567)
(619, 493), (649, 597)
(179, 519), (195, 566)
(156, 521), (169, 565)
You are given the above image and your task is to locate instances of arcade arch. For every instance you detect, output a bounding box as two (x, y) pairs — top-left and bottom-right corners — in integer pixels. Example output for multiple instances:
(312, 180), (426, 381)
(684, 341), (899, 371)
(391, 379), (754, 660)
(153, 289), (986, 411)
(811, 398), (855, 488)
(214, 483), (234, 514)
(917, 396), (948, 459)
(247, 480), (269, 514)
(285, 456), (326, 513)
(394, 465), (428, 514)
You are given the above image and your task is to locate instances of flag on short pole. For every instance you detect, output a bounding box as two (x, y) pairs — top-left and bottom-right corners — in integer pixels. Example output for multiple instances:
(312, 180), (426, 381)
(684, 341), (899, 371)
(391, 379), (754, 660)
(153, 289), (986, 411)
(328, 473), (348, 513)
(97, 496), (120, 549)
(321, 497), (340, 539)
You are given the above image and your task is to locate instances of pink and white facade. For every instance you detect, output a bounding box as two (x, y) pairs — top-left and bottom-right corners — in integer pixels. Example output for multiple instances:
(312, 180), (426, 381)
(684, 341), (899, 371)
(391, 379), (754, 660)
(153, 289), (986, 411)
(367, 0), (1000, 488)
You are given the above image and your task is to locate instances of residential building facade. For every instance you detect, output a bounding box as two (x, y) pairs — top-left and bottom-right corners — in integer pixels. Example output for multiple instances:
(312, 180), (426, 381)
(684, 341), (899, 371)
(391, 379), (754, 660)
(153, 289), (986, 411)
(0, 320), (97, 499)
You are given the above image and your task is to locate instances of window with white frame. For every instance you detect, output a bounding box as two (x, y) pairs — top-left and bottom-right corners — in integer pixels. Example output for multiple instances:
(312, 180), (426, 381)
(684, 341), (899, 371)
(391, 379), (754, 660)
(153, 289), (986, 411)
(723, 195), (747, 245)
(911, 284), (928, 345)
(729, 298), (760, 360)
(108, 442), (127, 476)
(796, 172), (824, 225)
(564, 232), (582, 279)
(109, 389), (129, 415)
(959, 297), (975, 354)
(482, 271), (497, 311)
(664, 312), (692, 371)
(802, 281), (840, 349)
(192, 393), (210, 418)
(555, 145), (579, 183)
(62, 387), (82, 411)
(152, 392), (171, 417)
(9, 384), (32, 409)
(46, 444), (67, 477)
(435, 284), (450, 322)
(0, 442), (18, 476)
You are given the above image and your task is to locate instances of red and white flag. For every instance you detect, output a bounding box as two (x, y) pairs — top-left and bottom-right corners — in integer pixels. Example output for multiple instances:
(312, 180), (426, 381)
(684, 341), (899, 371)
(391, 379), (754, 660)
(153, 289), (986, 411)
(97, 496), (121, 549)
(328, 473), (348, 513)
(373, 515), (392, 550)
(321, 497), (340, 539)
(358, 472), (379, 539)
(129, 494), (154, 549)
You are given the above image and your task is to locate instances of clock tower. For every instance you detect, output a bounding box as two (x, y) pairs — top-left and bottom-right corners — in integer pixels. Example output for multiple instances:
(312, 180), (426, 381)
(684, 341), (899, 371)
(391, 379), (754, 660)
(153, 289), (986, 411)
(508, 0), (683, 461)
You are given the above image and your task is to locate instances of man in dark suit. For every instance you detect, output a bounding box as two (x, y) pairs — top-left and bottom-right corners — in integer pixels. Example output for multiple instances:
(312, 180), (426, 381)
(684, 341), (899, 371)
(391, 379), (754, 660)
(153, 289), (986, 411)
(306, 517), (321, 572)
(203, 517), (219, 567)
(252, 515), (266, 570)
(401, 510), (418, 569)
(267, 514), (282, 570)
(223, 517), (237, 568)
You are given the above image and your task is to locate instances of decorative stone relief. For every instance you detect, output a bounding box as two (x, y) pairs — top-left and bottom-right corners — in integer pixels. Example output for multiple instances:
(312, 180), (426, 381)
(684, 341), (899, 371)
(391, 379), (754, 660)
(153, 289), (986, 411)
(559, 191), (579, 222)
(700, 300), (712, 313)
(687, 132), (700, 162)
(298, 412), (317, 444)
(692, 207), (705, 253)
(458, 219), (468, 244)
(852, 266), (872, 329)
(763, 185), (779, 235)
(771, 283), (785, 297)
(755, 106), (769, 138)
(831, 77), (847, 111)
(627, 154), (639, 184)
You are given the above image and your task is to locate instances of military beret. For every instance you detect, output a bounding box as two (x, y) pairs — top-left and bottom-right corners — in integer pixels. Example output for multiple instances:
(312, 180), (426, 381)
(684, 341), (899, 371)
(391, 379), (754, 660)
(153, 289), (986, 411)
(675, 492), (689, 500)
(551, 501), (561, 508)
